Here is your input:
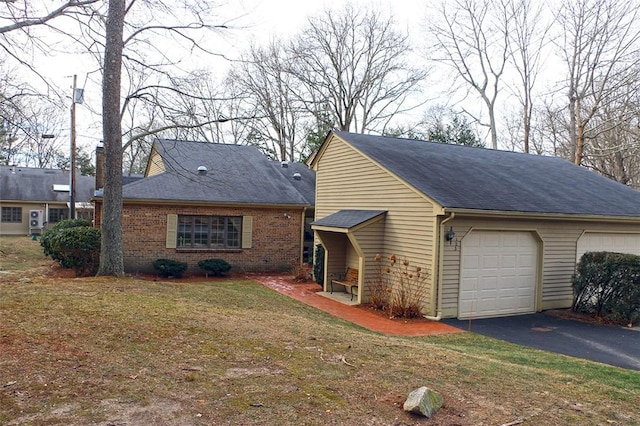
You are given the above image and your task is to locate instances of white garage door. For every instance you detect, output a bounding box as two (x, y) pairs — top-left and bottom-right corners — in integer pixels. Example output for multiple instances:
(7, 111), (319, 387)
(576, 232), (640, 261)
(459, 231), (538, 319)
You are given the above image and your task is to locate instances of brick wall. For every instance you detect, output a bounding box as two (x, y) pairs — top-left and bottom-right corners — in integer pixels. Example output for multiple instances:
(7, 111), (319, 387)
(101, 203), (304, 274)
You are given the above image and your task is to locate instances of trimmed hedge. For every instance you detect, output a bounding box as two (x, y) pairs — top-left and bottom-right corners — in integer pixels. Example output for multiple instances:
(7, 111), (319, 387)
(572, 251), (640, 325)
(40, 219), (100, 277)
(198, 258), (232, 276)
(153, 258), (188, 278)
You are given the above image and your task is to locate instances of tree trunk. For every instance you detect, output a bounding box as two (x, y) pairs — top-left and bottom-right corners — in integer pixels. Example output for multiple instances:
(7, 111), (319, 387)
(574, 123), (585, 166)
(97, 0), (126, 277)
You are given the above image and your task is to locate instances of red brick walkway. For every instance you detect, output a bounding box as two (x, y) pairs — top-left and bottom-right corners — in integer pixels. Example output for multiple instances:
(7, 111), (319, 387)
(248, 275), (463, 337)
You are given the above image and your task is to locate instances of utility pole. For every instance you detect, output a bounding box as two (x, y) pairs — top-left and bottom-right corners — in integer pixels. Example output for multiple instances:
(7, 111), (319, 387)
(70, 74), (77, 219)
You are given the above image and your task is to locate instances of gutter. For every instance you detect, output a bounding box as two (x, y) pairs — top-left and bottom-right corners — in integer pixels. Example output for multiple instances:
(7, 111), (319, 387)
(445, 208), (640, 223)
(424, 212), (455, 321)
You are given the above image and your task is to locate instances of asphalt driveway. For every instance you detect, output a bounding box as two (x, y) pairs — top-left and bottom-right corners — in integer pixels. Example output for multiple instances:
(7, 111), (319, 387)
(443, 313), (640, 370)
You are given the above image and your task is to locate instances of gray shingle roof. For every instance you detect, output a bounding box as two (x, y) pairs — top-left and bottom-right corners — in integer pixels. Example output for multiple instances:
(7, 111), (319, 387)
(312, 210), (386, 229)
(0, 166), (95, 203)
(335, 131), (640, 217)
(122, 139), (315, 206)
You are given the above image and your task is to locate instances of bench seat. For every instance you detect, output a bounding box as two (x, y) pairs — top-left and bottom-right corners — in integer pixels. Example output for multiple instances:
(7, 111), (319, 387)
(331, 267), (359, 301)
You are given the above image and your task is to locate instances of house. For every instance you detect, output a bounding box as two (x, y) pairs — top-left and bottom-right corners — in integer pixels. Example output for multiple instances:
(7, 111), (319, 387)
(310, 131), (640, 319)
(0, 165), (95, 236)
(93, 139), (315, 274)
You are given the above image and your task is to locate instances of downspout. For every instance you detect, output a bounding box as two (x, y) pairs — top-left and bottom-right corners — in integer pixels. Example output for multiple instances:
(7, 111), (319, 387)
(424, 212), (455, 321)
(300, 207), (307, 264)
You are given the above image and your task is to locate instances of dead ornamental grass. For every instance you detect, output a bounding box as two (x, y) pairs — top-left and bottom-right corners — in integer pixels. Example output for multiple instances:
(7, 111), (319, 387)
(0, 237), (639, 425)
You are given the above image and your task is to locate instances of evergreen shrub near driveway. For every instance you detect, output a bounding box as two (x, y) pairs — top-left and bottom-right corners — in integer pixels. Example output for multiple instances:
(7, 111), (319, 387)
(40, 219), (100, 276)
(572, 251), (640, 325)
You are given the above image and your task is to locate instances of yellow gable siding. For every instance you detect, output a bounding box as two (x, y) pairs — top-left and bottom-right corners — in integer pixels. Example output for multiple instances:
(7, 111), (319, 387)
(352, 220), (386, 303)
(146, 149), (165, 176)
(315, 135), (437, 313)
(440, 217), (640, 318)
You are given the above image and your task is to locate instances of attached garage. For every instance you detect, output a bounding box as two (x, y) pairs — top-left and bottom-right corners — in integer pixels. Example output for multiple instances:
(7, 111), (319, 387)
(459, 230), (539, 319)
(310, 131), (640, 320)
(576, 232), (640, 261)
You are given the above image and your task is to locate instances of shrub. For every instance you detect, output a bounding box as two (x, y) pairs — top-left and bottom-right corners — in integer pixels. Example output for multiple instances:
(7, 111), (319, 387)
(41, 218), (93, 265)
(370, 253), (391, 310)
(573, 251), (640, 325)
(153, 258), (188, 278)
(40, 220), (100, 277)
(198, 258), (232, 277)
(290, 260), (311, 282)
(313, 244), (325, 285)
(372, 253), (429, 318)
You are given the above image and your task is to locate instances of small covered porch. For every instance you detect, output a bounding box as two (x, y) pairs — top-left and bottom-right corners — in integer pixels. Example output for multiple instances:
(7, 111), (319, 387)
(312, 210), (387, 305)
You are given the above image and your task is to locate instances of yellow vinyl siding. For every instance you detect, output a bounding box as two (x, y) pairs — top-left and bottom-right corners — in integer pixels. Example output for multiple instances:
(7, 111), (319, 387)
(352, 219), (385, 302)
(314, 135), (437, 313)
(146, 149), (166, 176)
(440, 217), (640, 318)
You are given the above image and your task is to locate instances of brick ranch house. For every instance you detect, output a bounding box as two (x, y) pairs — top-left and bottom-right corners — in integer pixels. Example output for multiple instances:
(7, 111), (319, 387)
(93, 139), (315, 274)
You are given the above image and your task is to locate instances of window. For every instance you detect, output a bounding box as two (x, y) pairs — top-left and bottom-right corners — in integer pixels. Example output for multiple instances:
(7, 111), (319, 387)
(49, 208), (68, 223)
(177, 215), (241, 249)
(1, 207), (22, 223)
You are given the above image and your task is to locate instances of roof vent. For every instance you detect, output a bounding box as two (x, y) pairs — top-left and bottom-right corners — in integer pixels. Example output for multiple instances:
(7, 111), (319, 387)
(281, 161), (289, 168)
(197, 166), (208, 175)
(293, 172), (301, 181)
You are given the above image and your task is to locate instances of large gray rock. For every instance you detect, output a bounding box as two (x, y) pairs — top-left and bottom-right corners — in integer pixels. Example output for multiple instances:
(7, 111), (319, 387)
(403, 386), (443, 418)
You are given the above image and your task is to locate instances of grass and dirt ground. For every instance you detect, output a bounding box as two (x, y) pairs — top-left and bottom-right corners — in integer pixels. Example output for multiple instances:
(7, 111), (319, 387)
(1, 236), (639, 425)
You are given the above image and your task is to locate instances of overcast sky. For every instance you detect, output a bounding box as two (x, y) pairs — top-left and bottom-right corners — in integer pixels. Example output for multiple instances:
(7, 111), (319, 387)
(32, 0), (430, 153)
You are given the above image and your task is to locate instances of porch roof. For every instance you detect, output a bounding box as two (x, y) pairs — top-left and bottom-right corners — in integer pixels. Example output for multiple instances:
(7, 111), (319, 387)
(312, 210), (386, 230)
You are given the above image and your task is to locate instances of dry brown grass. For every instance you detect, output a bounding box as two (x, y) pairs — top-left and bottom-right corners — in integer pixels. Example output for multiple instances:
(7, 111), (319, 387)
(1, 236), (639, 425)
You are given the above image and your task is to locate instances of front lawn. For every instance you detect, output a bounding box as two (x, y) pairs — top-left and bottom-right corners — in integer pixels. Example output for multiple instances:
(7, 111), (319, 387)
(0, 237), (638, 425)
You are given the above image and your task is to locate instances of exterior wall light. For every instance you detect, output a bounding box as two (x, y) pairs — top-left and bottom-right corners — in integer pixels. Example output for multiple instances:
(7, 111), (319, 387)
(445, 226), (456, 244)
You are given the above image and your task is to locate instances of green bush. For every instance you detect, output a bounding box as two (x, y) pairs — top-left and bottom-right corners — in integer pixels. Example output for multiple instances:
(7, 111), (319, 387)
(40, 220), (100, 276)
(313, 244), (325, 285)
(153, 258), (188, 278)
(198, 258), (232, 276)
(573, 251), (640, 325)
(41, 218), (93, 265)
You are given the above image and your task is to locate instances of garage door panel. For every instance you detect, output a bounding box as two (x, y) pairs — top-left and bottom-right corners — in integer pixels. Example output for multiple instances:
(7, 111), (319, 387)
(459, 231), (538, 319)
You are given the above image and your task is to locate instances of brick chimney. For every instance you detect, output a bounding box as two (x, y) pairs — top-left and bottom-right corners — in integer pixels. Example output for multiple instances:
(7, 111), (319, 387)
(95, 145), (105, 191)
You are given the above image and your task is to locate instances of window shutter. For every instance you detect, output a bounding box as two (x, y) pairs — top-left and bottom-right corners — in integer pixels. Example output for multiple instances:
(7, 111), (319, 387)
(166, 214), (177, 248)
(242, 216), (252, 249)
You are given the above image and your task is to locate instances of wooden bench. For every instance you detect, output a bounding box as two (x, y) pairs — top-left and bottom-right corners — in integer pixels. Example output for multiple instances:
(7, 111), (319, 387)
(331, 267), (359, 301)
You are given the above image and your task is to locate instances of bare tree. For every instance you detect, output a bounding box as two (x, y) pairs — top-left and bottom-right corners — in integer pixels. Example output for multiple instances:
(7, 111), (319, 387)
(428, 0), (512, 149)
(22, 103), (66, 168)
(97, 0), (125, 276)
(287, 4), (426, 134)
(229, 41), (309, 161)
(507, 0), (551, 153)
(558, 0), (640, 165)
(579, 65), (640, 187)
(0, 1), (99, 92)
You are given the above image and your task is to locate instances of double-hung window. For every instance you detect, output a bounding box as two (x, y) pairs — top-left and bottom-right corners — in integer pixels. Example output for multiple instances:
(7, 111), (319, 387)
(177, 215), (242, 249)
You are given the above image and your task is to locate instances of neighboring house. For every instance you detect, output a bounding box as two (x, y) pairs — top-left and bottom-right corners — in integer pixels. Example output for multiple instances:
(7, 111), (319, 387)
(0, 165), (95, 236)
(93, 139), (315, 274)
(310, 131), (640, 320)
